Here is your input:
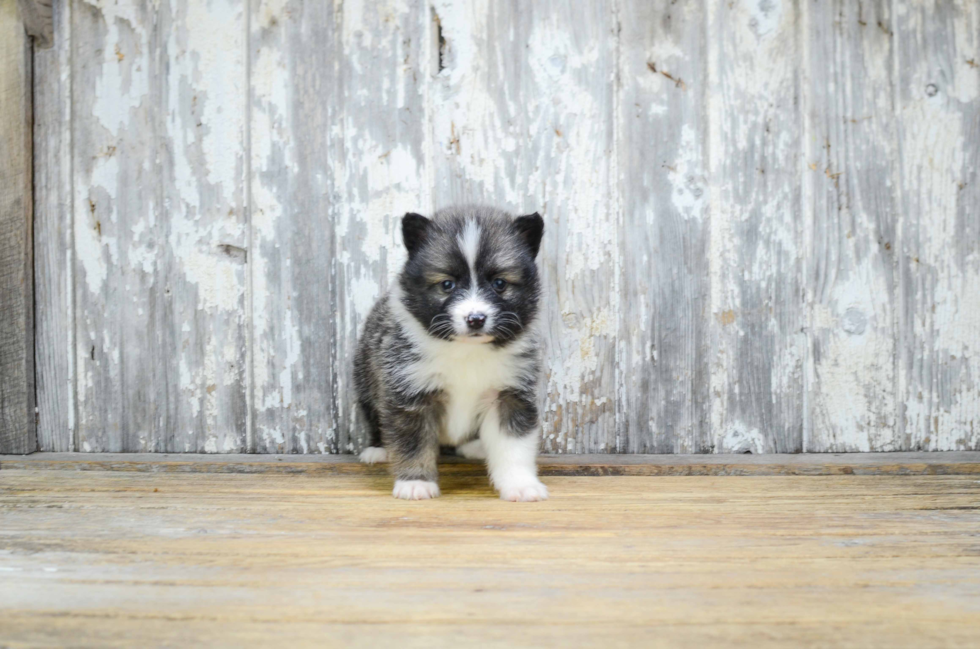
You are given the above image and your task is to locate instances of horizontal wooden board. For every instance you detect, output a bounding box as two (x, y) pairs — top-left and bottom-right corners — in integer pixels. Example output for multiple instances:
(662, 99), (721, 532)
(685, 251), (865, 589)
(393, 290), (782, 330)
(1, 469), (979, 647)
(3, 451), (979, 477)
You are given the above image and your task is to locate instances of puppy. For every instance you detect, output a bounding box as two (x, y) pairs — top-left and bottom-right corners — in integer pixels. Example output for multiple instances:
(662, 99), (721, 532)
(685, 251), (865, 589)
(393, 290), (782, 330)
(354, 205), (548, 502)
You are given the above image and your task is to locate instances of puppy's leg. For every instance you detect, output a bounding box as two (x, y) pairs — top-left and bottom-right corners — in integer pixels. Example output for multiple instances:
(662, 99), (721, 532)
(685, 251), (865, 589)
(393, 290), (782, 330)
(384, 394), (443, 500)
(358, 397), (387, 464)
(481, 390), (548, 502)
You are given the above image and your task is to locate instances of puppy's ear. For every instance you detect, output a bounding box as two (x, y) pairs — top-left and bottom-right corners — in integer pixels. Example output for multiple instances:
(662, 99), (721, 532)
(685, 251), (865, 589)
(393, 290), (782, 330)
(512, 212), (544, 259)
(402, 212), (431, 258)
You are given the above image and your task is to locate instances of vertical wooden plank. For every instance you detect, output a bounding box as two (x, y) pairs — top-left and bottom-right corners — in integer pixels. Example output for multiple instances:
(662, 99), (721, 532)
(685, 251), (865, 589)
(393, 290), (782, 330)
(337, 1), (430, 453)
(167, 0), (250, 453)
(0, 0), (36, 454)
(73, 0), (248, 452)
(34, 0), (73, 451)
(617, 0), (710, 453)
(895, 0), (980, 451)
(429, 0), (619, 453)
(517, 1), (619, 453)
(250, 0), (429, 454)
(249, 0), (343, 453)
(71, 0), (153, 451)
(707, 0), (805, 453)
(427, 0), (524, 205)
(804, 0), (900, 451)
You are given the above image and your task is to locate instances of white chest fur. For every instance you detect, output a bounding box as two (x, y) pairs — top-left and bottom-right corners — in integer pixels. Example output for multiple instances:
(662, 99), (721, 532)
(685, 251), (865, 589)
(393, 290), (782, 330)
(407, 339), (530, 445)
(387, 290), (536, 445)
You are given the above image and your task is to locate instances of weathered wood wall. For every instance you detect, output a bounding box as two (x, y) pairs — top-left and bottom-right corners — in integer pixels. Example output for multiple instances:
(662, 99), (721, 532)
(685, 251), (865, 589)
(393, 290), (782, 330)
(1, 0), (37, 454)
(32, 0), (980, 454)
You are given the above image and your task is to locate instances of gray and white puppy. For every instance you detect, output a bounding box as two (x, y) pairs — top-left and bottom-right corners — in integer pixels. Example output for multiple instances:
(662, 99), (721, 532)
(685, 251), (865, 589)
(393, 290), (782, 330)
(354, 205), (548, 501)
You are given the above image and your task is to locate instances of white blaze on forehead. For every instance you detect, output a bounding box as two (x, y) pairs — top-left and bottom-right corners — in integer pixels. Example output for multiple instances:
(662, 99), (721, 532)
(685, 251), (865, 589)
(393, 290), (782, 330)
(451, 219), (496, 341)
(458, 219), (481, 280)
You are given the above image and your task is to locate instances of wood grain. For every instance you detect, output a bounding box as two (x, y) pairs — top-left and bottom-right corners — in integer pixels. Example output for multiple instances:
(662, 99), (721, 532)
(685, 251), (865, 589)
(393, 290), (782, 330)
(32, 0), (72, 452)
(3, 451), (979, 477)
(618, 0), (710, 453)
(71, 0), (248, 452)
(894, 0), (980, 451)
(0, 0), (36, 455)
(247, 0), (343, 453)
(526, 0), (619, 453)
(804, 0), (900, 451)
(707, 0), (806, 454)
(1, 468), (979, 647)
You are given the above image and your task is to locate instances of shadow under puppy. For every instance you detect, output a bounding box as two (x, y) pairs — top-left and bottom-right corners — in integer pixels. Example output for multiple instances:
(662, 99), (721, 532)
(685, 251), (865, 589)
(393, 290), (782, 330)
(354, 205), (548, 501)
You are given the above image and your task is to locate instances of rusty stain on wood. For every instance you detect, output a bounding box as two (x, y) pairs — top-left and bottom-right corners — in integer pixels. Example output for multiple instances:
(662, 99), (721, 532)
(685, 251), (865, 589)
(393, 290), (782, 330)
(646, 60), (686, 89)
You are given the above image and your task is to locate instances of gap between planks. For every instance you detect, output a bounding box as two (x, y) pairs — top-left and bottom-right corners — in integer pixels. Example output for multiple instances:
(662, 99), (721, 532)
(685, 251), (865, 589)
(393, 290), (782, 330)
(1, 451), (978, 477)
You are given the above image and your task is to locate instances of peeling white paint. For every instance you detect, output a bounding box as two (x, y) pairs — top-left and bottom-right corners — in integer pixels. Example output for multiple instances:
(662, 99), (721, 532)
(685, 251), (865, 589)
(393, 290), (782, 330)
(86, 1), (149, 137)
(50, 0), (980, 454)
(718, 422), (767, 454)
(547, 306), (616, 409)
(668, 124), (706, 221)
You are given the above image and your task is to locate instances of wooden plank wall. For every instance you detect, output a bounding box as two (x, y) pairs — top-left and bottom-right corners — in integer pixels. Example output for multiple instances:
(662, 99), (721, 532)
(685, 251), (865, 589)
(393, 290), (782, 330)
(31, 0), (980, 454)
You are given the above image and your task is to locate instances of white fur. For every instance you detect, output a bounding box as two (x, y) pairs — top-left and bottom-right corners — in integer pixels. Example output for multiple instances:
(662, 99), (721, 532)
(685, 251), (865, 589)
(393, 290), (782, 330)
(456, 438), (487, 459)
(393, 479), (441, 500)
(481, 408), (548, 502)
(359, 446), (388, 464)
(451, 220), (495, 337)
(458, 219), (481, 276)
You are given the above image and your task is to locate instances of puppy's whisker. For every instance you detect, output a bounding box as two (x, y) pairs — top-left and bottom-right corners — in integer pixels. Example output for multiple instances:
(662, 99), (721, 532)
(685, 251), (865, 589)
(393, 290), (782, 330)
(428, 314), (455, 335)
(498, 311), (524, 332)
(495, 322), (519, 341)
(429, 321), (455, 338)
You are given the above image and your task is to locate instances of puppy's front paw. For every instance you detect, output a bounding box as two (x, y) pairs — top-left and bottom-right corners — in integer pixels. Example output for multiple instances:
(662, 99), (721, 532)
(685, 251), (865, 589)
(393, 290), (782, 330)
(497, 477), (549, 502)
(359, 446), (388, 464)
(393, 479), (441, 500)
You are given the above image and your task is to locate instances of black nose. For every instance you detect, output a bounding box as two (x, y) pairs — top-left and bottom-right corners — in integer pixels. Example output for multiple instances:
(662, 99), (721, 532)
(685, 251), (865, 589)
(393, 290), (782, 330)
(466, 313), (487, 330)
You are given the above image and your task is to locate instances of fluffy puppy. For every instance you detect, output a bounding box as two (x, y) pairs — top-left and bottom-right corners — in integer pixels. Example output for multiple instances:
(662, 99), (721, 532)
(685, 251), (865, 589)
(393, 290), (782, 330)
(354, 205), (548, 501)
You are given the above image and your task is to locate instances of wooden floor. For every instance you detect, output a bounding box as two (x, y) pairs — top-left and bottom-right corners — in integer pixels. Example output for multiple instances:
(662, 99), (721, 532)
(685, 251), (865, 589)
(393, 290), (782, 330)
(2, 455), (980, 648)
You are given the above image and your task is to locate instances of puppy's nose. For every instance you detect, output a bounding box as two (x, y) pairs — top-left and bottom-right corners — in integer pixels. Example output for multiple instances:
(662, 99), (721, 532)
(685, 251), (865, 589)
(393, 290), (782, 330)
(466, 313), (487, 331)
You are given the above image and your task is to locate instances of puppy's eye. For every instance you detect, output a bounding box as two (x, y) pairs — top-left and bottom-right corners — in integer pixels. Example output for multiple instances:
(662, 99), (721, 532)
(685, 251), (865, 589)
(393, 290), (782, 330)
(440, 279), (456, 292)
(491, 278), (507, 292)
